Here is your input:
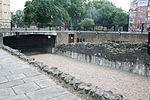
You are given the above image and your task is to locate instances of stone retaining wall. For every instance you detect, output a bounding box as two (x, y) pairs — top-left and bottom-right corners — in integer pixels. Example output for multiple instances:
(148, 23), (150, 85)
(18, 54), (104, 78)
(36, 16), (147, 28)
(55, 42), (150, 76)
(0, 34), (3, 47)
(1, 46), (123, 100)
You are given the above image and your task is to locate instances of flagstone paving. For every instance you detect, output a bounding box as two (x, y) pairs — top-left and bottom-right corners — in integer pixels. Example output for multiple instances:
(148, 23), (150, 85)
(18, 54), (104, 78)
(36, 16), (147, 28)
(0, 49), (81, 100)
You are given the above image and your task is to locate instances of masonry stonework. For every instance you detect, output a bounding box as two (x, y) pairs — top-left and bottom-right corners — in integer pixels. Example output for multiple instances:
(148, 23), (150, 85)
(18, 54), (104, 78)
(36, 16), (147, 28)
(0, 0), (11, 28)
(0, 33), (3, 47)
(55, 42), (150, 76)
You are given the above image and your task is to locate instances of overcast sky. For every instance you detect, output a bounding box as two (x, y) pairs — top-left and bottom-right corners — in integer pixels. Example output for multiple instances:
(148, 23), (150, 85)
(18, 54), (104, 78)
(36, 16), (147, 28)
(10, 0), (132, 12)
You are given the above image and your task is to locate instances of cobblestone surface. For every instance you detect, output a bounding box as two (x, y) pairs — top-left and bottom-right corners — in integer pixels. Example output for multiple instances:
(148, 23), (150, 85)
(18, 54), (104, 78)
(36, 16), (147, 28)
(0, 49), (81, 100)
(31, 53), (150, 100)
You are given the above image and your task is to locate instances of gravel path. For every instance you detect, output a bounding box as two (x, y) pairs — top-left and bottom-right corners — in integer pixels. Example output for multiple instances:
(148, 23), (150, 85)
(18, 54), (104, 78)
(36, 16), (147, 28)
(30, 54), (150, 100)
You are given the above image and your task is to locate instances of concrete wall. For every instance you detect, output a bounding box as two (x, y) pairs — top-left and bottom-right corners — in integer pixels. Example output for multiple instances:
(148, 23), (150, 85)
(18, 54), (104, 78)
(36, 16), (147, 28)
(3, 35), (56, 54)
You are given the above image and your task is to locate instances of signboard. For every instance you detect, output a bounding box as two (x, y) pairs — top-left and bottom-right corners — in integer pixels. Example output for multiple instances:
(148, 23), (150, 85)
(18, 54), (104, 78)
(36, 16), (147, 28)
(138, 0), (148, 6)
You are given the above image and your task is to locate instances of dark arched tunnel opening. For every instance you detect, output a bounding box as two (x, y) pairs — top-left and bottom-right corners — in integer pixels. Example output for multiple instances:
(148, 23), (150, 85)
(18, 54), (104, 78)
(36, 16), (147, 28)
(3, 35), (56, 55)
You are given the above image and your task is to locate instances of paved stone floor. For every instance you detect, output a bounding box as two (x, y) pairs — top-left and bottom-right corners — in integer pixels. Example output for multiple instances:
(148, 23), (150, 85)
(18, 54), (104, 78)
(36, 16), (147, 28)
(0, 49), (81, 100)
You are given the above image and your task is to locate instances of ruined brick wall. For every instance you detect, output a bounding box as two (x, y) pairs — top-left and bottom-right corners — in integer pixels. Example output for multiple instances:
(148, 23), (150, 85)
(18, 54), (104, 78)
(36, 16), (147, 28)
(55, 42), (150, 76)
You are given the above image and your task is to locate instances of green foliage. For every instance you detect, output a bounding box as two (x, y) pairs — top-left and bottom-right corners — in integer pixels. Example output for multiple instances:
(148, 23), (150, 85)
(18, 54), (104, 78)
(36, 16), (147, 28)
(147, 27), (150, 31)
(80, 18), (95, 30)
(11, 10), (24, 27)
(80, 18), (95, 26)
(22, 0), (129, 27)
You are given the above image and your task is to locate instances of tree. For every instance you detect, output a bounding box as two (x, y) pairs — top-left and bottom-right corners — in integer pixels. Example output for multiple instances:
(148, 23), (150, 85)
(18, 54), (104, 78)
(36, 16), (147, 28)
(68, 0), (86, 25)
(11, 10), (24, 28)
(23, 0), (129, 29)
(80, 18), (95, 30)
(24, 1), (34, 25)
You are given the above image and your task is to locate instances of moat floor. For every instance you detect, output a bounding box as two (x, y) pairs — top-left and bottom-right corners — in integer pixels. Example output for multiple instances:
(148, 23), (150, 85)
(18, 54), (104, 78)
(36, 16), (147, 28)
(0, 49), (81, 100)
(31, 53), (150, 100)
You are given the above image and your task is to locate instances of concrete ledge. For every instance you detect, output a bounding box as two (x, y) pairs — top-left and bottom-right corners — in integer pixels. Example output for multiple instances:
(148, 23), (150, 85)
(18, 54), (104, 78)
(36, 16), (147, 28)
(2, 45), (123, 100)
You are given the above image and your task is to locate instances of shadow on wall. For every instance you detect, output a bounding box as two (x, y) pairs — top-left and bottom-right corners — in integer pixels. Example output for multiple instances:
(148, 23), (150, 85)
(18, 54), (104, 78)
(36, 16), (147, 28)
(3, 35), (56, 55)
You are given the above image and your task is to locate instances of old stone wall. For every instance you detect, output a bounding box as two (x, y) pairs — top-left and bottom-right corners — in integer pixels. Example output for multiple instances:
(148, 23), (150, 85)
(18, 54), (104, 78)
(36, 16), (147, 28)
(75, 32), (148, 43)
(55, 42), (150, 76)
(55, 32), (148, 46)
(0, 34), (3, 47)
(56, 32), (69, 45)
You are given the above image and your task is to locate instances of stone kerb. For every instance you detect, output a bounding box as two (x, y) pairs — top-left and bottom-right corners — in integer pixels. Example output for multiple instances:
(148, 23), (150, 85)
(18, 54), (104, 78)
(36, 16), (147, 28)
(2, 45), (123, 100)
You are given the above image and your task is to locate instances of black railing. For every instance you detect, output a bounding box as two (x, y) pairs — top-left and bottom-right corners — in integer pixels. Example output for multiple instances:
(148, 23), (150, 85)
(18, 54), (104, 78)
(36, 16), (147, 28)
(8, 22), (130, 32)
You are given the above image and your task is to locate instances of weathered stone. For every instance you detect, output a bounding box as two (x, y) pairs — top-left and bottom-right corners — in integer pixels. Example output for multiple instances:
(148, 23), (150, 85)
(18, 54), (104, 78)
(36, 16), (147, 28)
(35, 79), (56, 88)
(77, 83), (88, 94)
(49, 93), (82, 100)
(12, 82), (40, 94)
(69, 78), (81, 90)
(0, 80), (24, 89)
(64, 75), (74, 84)
(26, 86), (66, 100)
(6, 73), (26, 81)
(4, 94), (30, 100)
(93, 88), (104, 100)
(0, 88), (16, 99)
(59, 73), (69, 80)
(87, 86), (98, 97)
(52, 70), (63, 77)
(42, 66), (52, 72)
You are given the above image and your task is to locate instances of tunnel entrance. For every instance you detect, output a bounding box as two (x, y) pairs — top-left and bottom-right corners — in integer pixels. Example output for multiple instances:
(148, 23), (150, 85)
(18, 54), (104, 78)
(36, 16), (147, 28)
(3, 35), (56, 55)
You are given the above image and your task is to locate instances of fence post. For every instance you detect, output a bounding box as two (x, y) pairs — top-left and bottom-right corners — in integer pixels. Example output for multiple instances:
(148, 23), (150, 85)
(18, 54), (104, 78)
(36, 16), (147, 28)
(10, 22), (12, 31)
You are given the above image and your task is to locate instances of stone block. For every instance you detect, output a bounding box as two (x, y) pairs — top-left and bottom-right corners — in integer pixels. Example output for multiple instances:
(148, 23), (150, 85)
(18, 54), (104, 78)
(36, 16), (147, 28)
(11, 68), (41, 77)
(35, 79), (56, 88)
(0, 79), (24, 89)
(49, 93), (81, 100)
(0, 76), (8, 84)
(6, 74), (26, 81)
(23, 75), (49, 83)
(12, 82), (40, 94)
(4, 94), (30, 100)
(26, 86), (66, 100)
(0, 88), (16, 99)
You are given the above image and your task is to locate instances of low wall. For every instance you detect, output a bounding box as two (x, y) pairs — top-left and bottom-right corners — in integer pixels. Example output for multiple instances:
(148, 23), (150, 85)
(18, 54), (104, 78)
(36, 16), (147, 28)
(75, 32), (148, 43)
(55, 43), (150, 76)
(0, 34), (3, 47)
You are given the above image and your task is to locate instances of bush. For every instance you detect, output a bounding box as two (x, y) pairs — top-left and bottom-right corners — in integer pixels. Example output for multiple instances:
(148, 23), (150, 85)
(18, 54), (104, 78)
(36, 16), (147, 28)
(79, 18), (95, 30)
(147, 27), (150, 31)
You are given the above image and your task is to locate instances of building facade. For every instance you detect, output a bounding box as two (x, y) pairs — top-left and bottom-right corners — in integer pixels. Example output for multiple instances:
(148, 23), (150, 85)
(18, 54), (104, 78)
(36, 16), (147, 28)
(129, 0), (149, 31)
(0, 0), (11, 28)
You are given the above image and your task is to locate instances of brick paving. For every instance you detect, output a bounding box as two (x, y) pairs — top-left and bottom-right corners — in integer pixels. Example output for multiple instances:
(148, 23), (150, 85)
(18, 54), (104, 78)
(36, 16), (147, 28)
(0, 49), (81, 100)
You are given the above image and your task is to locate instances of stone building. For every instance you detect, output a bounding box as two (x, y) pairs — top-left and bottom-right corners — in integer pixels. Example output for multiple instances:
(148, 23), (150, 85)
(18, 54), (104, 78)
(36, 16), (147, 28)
(0, 0), (11, 28)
